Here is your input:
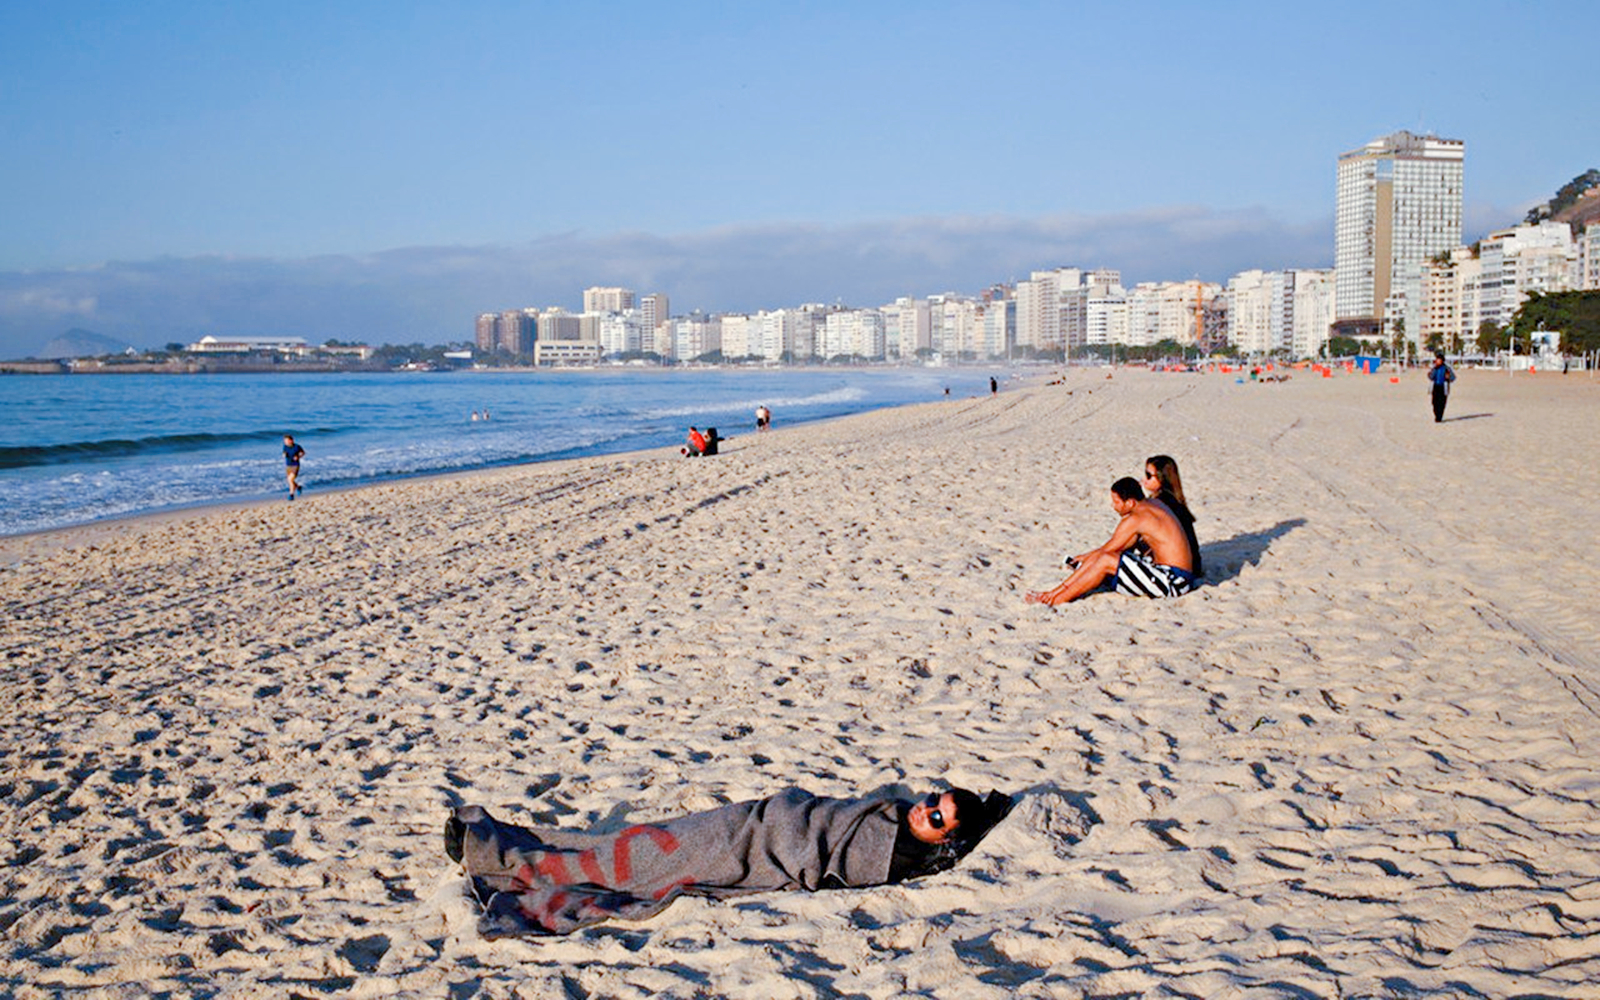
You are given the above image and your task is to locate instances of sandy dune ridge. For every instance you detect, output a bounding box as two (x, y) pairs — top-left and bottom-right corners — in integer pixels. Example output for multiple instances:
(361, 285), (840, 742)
(2, 367), (1598, 998)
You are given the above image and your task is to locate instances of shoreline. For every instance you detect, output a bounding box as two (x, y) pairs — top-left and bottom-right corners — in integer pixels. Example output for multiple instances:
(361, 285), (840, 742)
(2, 366), (1023, 559)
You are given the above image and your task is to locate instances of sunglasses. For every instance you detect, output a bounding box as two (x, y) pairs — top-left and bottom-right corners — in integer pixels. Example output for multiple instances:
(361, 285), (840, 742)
(923, 792), (949, 830)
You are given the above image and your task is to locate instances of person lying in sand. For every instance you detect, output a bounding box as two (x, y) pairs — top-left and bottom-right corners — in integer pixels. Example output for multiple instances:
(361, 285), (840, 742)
(445, 785), (1011, 937)
(1027, 476), (1196, 605)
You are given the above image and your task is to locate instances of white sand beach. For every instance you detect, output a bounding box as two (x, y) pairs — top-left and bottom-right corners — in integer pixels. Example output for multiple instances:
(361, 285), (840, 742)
(3, 366), (1598, 998)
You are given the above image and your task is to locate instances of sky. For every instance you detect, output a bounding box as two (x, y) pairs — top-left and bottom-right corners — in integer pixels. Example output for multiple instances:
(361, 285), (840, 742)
(0, 0), (1592, 356)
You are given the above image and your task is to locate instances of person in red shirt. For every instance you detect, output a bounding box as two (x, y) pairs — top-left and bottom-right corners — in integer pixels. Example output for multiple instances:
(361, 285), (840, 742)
(682, 426), (708, 457)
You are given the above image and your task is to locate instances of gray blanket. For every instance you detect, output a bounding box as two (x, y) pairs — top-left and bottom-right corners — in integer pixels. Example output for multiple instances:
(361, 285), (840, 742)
(451, 788), (902, 936)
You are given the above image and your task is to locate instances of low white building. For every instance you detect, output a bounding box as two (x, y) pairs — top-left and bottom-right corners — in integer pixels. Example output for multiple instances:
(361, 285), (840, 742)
(187, 335), (310, 353)
(533, 340), (603, 366)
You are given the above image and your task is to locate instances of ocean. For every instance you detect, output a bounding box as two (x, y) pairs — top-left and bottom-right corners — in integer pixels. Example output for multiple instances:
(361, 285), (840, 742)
(0, 367), (977, 537)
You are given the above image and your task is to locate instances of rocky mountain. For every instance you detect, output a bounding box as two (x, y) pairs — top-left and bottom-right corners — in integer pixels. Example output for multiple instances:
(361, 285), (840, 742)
(35, 328), (140, 360)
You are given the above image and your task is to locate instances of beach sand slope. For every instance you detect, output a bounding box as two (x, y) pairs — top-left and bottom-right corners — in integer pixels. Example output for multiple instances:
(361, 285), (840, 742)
(2, 368), (1598, 998)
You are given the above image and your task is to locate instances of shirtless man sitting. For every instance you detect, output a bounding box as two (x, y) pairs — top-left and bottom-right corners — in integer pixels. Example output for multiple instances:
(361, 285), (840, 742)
(1026, 476), (1196, 605)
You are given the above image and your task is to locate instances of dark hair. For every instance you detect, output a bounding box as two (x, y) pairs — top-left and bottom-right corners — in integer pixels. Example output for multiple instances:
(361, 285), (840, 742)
(947, 787), (1011, 849)
(1143, 454), (1186, 507)
(1111, 476), (1144, 501)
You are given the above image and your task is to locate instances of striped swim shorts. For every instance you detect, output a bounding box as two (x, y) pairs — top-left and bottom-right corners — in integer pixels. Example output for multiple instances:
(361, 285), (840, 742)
(1113, 550), (1196, 598)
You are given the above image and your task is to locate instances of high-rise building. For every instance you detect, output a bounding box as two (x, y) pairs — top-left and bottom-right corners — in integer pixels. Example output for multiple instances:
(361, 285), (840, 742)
(583, 286), (636, 313)
(1335, 131), (1464, 332)
(638, 293), (669, 342)
(475, 313), (497, 354)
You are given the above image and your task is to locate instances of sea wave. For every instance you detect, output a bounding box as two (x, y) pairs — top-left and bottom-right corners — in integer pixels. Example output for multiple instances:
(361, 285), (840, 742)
(635, 385), (866, 421)
(0, 428), (342, 470)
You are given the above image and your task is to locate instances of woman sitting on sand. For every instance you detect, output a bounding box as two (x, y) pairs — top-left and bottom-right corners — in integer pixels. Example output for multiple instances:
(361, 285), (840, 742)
(445, 785), (1011, 937)
(1142, 454), (1202, 578)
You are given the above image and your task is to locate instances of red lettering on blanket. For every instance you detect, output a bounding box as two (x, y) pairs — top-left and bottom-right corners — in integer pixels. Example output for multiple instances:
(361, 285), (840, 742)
(535, 852), (572, 884)
(512, 862), (537, 891)
(578, 849), (606, 885)
(652, 876), (695, 901)
(611, 825), (678, 884)
(532, 890), (570, 931)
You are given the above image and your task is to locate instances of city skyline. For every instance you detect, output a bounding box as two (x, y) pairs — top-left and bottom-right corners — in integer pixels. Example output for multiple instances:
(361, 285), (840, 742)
(1, 1), (1592, 357)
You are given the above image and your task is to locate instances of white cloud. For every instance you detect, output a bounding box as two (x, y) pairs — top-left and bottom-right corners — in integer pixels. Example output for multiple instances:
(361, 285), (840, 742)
(0, 287), (97, 319)
(0, 206), (1364, 358)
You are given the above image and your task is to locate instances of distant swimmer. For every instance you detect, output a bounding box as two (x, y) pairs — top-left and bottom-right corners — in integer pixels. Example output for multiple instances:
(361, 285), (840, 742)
(471, 410), (481, 422)
(283, 435), (305, 500)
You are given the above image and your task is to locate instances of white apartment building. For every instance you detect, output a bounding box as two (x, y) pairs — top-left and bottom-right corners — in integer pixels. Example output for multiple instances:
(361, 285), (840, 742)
(1581, 225), (1600, 290)
(539, 308), (582, 341)
(719, 314), (752, 359)
(821, 309), (886, 360)
(940, 297), (984, 357)
(669, 314), (720, 363)
(1477, 221), (1579, 328)
(637, 293), (669, 338)
(750, 309), (797, 361)
(1335, 131), (1464, 325)
(1014, 268), (1085, 352)
(1126, 281), (1212, 347)
(1290, 270), (1335, 358)
(596, 310), (650, 356)
(790, 305), (834, 361)
(881, 297), (931, 359)
(1420, 249), (1468, 351)
(583, 286), (636, 313)
(974, 298), (1015, 358)
(1226, 270), (1277, 355)
(1085, 279), (1127, 347)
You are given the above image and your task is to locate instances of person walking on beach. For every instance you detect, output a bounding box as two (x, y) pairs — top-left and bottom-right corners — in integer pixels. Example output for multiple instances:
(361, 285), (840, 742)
(755, 405), (771, 432)
(990, 376), (998, 396)
(1428, 351), (1456, 423)
(282, 435), (305, 499)
(1027, 477), (1195, 605)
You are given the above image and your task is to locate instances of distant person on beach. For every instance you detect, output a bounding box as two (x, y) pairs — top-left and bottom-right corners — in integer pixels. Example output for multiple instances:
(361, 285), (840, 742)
(282, 435), (305, 499)
(1026, 477), (1195, 605)
(990, 376), (998, 396)
(1141, 454), (1202, 578)
(702, 427), (721, 456)
(445, 785), (1011, 937)
(1428, 352), (1456, 423)
(681, 426), (708, 458)
(755, 405), (771, 432)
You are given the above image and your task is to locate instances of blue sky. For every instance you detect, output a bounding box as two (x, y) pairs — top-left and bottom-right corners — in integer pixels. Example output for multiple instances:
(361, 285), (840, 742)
(1, 0), (1592, 354)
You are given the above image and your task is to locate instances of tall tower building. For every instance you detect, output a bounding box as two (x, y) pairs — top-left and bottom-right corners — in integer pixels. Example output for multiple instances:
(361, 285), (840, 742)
(1334, 131), (1464, 328)
(583, 286), (636, 313)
